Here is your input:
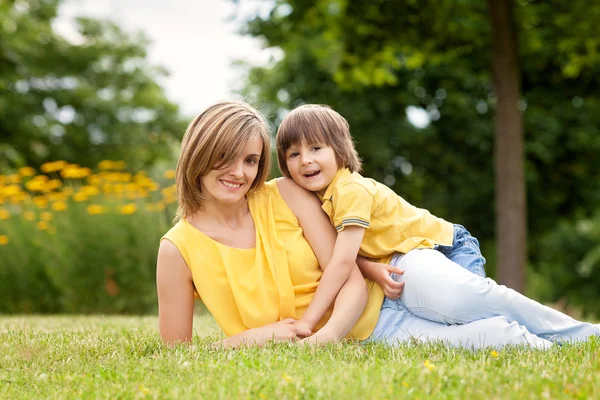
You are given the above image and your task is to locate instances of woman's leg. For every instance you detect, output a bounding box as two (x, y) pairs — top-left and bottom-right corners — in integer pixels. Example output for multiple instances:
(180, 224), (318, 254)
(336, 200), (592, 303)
(369, 298), (552, 350)
(393, 249), (600, 343)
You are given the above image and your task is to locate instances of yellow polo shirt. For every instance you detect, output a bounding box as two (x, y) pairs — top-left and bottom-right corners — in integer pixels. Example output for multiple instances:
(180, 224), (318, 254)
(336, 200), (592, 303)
(318, 168), (454, 259)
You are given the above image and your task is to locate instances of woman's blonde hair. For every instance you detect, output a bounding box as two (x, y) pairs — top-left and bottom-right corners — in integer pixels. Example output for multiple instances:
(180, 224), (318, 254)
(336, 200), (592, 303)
(175, 100), (271, 221)
(276, 104), (361, 178)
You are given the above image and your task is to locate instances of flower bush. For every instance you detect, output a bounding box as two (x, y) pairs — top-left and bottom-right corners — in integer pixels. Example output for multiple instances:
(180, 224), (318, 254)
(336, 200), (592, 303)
(0, 160), (177, 314)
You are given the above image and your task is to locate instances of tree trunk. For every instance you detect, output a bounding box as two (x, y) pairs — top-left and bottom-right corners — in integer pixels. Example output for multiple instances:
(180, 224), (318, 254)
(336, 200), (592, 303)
(488, 0), (526, 292)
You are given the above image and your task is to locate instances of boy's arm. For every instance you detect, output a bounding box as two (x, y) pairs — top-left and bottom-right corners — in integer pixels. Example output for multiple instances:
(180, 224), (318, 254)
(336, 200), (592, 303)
(277, 178), (367, 336)
(298, 226), (365, 329)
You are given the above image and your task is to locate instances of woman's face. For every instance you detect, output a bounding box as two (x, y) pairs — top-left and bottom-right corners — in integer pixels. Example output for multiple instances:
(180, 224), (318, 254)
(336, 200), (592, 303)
(200, 136), (263, 206)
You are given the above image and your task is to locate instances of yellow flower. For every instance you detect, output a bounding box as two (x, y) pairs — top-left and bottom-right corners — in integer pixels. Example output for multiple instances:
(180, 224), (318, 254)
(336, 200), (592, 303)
(46, 179), (63, 190)
(37, 221), (49, 230)
(281, 373), (293, 383)
(120, 203), (137, 215)
(51, 201), (67, 212)
(163, 169), (176, 179)
(0, 209), (9, 220)
(86, 204), (105, 215)
(24, 211), (35, 221)
(6, 174), (21, 184)
(402, 381), (409, 388)
(113, 161), (127, 170)
(41, 161), (67, 173)
(0, 235), (8, 245)
(491, 350), (499, 358)
(41, 212), (53, 221)
(423, 360), (436, 371)
(81, 186), (99, 196)
(63, 187), (74, 196)
(0, 185), (20, 196)
(73, 193), (88, 202)
(33, 196), (48, 209)
(98, 160), (115, 170)
(137, 385), (151, 395)
(18, 167), (36, 177)
(26, 179), (48, 192)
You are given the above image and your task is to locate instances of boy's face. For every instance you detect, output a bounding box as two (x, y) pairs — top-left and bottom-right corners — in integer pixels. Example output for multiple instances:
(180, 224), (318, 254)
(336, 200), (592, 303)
(285, 141), (338, 195)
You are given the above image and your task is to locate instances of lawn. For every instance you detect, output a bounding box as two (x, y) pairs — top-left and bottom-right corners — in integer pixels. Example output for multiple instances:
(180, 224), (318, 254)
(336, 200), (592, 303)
(1, 315), (599, 399)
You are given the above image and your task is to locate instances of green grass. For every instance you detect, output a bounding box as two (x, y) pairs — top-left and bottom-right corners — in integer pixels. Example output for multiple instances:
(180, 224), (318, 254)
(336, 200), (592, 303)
(1, 315), (599, 399)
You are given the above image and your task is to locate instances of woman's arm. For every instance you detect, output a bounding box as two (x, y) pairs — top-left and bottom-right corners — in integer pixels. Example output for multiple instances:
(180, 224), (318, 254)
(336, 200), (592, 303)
(156, 239), (195, 345)
(277, 177), (368, 340)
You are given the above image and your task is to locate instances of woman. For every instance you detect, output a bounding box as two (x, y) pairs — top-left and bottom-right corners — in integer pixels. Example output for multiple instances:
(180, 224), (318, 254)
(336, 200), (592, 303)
(157, 100), (599, 349)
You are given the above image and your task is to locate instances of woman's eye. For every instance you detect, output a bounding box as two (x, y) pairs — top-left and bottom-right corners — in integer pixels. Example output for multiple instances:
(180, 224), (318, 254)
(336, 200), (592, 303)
(245, 158), (257, 164)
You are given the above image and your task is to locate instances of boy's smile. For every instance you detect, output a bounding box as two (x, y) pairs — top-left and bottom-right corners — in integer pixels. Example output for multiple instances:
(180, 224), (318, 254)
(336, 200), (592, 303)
(286, 142), (339, 194)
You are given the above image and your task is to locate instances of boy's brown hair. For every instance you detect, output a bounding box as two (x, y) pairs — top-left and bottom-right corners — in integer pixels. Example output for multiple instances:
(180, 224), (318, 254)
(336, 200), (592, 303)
(175, 100), (271, 221)
(276, 104), (361, 178)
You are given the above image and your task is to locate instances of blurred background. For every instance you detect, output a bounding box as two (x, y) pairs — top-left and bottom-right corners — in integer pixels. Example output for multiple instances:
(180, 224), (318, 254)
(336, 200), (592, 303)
(1, 0), (599, 317)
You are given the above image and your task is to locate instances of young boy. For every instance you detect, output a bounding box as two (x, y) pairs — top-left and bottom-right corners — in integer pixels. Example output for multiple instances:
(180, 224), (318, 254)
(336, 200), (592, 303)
(277, 104), (486, 333)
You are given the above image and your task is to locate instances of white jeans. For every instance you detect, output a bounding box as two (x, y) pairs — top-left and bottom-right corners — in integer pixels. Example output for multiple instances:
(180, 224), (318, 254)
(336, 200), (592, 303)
(368, 249), (600, 350)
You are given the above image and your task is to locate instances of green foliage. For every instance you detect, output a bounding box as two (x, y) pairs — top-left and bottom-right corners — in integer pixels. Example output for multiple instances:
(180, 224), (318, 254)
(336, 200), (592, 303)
(530, 212), (600, 316)
(0, 0), (186, 171)
(1, 316), (599, 398)
(239, 0), (600, 311)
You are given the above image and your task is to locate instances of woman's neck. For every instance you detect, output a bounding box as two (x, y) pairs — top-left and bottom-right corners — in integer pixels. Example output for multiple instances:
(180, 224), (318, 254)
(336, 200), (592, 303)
(194, 197), (251, 229)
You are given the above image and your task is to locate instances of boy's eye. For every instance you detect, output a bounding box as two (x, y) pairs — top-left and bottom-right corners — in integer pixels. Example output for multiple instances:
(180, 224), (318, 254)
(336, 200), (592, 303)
(288, 152), (299, 158)
(311, 146), (321, 151)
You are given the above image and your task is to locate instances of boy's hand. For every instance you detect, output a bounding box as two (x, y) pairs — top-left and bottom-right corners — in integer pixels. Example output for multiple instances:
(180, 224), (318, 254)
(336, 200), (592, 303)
(292, 319), (313, 338)
(374, 263), (405, 300)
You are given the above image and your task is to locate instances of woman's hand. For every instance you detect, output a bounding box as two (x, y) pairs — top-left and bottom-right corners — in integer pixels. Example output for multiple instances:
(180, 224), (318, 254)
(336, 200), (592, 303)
(372, 262), (405, 300)
(214, 318), (312, 349)
(263, 318), (312, 341)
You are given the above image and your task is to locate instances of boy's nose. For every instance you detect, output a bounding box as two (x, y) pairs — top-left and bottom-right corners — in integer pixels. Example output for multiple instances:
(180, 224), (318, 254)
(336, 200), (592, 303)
(300, 154), (312, 165)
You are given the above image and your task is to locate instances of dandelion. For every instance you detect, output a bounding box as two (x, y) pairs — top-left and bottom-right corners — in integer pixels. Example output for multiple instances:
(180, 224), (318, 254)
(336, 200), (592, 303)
(51, 201), (67, 212)
(18, 167), (36, 177)
(137, 384), (151, 395)
(87, 205), (105, 215)
(98, 160), (115, 170)
(0, 209), (9, 220)
(163, 169), (176, 179)
(120, 203), (137, 215)
(81, 186), (99, 196)
(37, 221), (49, 231)
(41, 212), (53, 221)
(0, 185), (20, 196)
(73, 193), (88, 202)
(33, 196), (48, 208)
(0, 235), (8, 245)
(41, 160), (67, 173)
(423, 360), (436, 371)
(491, 350), (499, 358)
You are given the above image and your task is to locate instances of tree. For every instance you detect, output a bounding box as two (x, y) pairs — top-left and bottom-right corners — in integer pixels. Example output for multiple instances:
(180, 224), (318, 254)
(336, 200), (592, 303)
(0, 0), (186, 171)
(238, 0), (600, 298)
(489, 0), (526, 291)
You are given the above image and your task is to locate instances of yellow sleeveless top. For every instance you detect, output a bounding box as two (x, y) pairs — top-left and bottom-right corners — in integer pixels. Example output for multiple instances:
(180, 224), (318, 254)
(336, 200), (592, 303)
(162, 179), (384, 339)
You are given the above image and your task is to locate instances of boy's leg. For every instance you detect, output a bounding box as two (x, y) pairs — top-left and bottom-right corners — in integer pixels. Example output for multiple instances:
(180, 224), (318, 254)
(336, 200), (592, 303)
(394, 249), (600, 343)
(436, 224), (486, 277)
(369, 298), (552, 350)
